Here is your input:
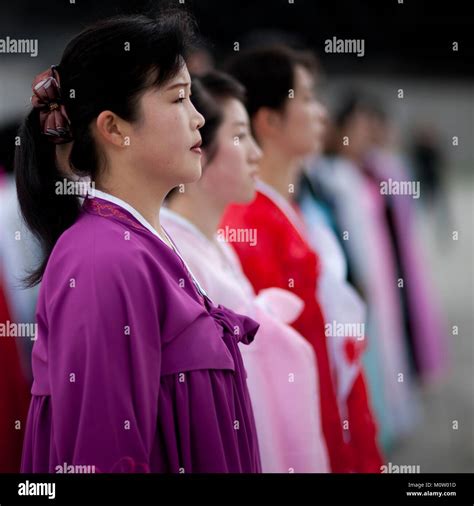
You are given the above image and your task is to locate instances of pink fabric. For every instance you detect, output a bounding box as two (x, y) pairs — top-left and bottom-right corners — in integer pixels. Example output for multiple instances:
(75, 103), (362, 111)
(310, 158), (419, 437)
(0, 165), (6, 186)
(264, 179), (366, 412)
(367, 149), (448, 380)
(162, 207), (330, 473)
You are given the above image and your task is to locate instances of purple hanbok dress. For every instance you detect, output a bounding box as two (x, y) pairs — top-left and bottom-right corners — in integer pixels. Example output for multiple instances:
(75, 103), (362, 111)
(21, 190), (261, 473)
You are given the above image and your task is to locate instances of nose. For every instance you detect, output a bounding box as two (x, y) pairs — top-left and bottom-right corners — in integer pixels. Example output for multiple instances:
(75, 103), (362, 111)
(191, 100), (205, 130)
(249, 135), (263, 163)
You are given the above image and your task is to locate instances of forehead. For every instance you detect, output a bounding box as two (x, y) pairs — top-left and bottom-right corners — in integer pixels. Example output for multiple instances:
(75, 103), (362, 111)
(165, 63), (191, 87)
(222, 98), (249, 124)
(177, 63), (191, 81)
(293, 64), (314, 90)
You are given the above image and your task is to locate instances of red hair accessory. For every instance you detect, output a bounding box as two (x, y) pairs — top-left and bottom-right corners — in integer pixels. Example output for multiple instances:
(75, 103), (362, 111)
(31, 65), (73, 144)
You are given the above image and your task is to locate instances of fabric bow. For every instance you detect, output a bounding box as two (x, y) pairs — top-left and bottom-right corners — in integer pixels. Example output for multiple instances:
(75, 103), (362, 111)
(30, 65), (73, 144)
(208, 303), (260, 345)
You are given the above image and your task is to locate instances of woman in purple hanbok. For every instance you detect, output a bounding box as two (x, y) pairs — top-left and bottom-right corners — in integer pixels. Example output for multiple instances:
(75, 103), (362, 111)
(16, 14), (261, 473)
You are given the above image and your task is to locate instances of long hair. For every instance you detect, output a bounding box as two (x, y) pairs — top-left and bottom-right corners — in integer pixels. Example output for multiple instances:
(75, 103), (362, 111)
(15, 12), (194, 286)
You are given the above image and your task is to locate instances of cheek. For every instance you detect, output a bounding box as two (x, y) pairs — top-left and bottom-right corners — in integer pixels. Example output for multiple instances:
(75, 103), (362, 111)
(132, 112), (189, 165)
(282, 111), (311, 151)
(140, 108), (189, 145)
(223, 143), (250, 185)
(204, 143), (251, 199)
(296, 106), (316, 134)
(124, 109), (201, 185)
(204, 161), (228, 191)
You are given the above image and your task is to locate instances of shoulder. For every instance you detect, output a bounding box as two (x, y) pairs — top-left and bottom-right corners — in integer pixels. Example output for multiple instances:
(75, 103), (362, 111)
(221, 192), (270, 226)
(43, 211), (168, 299)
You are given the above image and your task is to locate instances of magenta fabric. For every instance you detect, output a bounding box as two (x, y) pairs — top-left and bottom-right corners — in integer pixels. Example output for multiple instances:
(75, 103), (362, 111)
(162, 207), (330, 473)
(21, 196), (261, 473)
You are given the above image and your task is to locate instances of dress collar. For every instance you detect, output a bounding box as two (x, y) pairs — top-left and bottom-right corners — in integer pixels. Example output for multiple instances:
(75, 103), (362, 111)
(91, 189), (175, 248)
(87, 190), (209, 298)
(161, 207), (210, 245)
(256, 179), (309, 240)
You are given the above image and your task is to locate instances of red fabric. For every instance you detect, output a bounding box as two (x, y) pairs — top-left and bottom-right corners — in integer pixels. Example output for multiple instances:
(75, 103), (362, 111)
(347, 373), (384, 472)
(0, 276), (31, 472)
(221, 191), (383, 473)
(221, 191), (352, 472)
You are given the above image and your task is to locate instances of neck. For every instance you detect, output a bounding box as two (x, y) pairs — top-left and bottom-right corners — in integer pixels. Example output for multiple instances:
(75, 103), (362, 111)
(257, 144), (302, 202)
(339, 140), (365, 166)
(96, 172), (170, 239)
(168, 190), (224, 242)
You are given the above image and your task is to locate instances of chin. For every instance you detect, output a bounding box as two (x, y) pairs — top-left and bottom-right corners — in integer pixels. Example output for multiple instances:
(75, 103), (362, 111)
(182, 163), (203, 183)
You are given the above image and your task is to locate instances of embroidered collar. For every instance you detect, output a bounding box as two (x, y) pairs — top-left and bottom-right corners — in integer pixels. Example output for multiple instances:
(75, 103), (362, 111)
(85, 190), (209, 298)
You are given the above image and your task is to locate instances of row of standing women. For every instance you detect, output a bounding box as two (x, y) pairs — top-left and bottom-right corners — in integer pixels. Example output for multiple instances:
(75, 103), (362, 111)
(0, 13), (446, 472)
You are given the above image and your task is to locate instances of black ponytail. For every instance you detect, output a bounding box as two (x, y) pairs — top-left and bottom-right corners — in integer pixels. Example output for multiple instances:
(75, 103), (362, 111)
(15, 12), (195, 286)
(15, 109), (81, 287)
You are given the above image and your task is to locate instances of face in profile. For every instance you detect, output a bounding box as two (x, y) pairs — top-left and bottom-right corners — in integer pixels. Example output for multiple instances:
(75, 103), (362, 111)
(199, 97), (262, 205)
(127, 63), (205, 188)
(276, 64), (327, 157)
(341, 108), (375, 160)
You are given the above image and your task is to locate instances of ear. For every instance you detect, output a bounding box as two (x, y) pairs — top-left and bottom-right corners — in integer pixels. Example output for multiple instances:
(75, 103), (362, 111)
(253, 107), (283, 140)
(95, 111), (130, 148)
(55, 143), (74, 175)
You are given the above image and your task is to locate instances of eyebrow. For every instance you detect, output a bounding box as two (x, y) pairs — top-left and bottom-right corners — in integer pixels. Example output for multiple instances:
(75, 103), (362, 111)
(165, 82), (191, 91)
(232, 121), (249, 127)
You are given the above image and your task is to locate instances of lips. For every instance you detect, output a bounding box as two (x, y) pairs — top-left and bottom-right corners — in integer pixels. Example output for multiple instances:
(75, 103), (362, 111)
(190, 139), (202, 155)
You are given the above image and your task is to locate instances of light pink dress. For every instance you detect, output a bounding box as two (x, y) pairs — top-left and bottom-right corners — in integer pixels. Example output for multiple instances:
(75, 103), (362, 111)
(162, 207), (330, 473)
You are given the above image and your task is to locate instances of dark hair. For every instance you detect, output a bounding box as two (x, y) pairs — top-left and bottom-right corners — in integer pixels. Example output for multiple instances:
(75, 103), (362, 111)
(224, 45), (317, 119)
(15, 12), (195, 286)
(0, 120), (21, 174)
(334, 90), (386, 129)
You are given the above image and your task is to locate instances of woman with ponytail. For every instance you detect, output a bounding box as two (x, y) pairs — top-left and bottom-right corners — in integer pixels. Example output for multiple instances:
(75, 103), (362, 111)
(16, 13), (261, 473)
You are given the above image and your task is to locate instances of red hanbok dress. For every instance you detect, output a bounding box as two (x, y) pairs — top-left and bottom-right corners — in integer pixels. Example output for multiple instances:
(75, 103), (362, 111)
(0, 273), (30, 472)
(221, 181), (383, 472)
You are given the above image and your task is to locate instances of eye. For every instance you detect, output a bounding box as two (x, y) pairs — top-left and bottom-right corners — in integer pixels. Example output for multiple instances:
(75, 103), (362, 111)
(175, 97), (186, 104)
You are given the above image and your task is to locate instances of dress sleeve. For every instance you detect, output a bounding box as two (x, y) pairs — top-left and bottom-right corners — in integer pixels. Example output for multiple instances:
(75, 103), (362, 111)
(228, 215), (290, 295)
(45, 249), (161, 472)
